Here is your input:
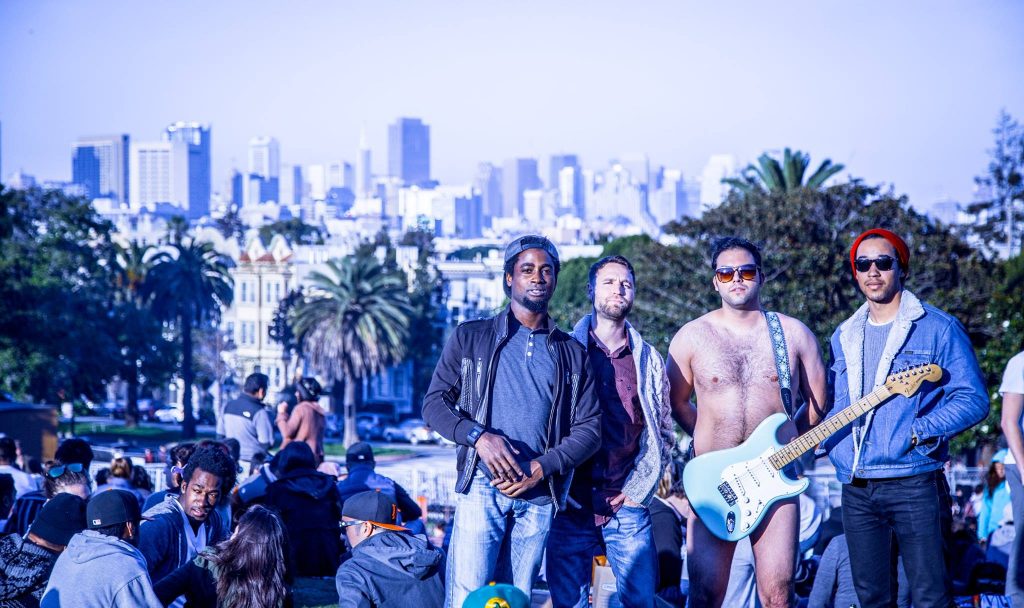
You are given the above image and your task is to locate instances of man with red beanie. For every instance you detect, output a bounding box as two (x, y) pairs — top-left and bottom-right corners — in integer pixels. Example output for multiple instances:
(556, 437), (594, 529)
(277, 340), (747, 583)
(821, 228), (988, 606)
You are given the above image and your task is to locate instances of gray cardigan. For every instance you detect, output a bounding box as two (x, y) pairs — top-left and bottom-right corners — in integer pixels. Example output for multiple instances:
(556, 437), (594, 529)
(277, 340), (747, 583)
(571, 314), (675, 506)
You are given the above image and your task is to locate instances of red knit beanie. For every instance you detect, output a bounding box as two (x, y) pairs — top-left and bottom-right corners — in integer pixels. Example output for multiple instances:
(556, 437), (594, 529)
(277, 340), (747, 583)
(849, 228), (910, 274)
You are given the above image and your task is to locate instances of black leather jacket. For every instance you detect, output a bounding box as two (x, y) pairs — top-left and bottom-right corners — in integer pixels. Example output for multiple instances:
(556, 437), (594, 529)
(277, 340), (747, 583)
(422, 307), (600, 509)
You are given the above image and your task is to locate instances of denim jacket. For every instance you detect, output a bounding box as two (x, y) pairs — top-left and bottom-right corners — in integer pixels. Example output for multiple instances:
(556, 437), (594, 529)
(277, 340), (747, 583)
(823, 290), (988, 483)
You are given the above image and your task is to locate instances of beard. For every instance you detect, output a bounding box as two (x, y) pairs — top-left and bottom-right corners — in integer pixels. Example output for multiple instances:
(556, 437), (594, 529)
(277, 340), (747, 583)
(515, 291), (550, 313)
(596, 297), (632, 321)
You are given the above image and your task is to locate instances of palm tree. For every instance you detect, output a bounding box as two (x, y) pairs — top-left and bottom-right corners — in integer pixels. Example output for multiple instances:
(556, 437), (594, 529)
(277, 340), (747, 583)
(291, 252), (412, 447)
(113, 241), (154, 427)
(146, 240), (234, 438)
(723, 148), (845, 194)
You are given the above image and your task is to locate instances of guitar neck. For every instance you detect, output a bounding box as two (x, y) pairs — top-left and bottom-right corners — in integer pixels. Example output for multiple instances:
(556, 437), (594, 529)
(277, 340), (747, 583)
(769, 385), (894, 470)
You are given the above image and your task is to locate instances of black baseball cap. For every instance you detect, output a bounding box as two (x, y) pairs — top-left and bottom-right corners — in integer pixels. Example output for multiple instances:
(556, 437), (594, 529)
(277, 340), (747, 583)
(503, 235), (560, 269)
(87, 489), (142, 529)
(341, 490), (408, 532)
(346, 442), (375, 465)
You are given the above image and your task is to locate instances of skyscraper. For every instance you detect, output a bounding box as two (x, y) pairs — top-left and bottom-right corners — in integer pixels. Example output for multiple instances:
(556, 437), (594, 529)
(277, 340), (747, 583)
(501, 158), (541, 218)
(247, 136), (280, 205)
(473, 162), (503, 226)
(548, 154), (578, 189)
(388, 117), (431, 186)
(129, 140), (190, 212)
(163, 121), (211, 218)
(356, 128), (372, 198)
(699, 154), (736, 209)
(71, 135), (130, 205)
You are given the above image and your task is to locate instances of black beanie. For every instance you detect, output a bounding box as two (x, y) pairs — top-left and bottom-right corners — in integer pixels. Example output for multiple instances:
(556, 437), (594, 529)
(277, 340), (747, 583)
(29, 493), (87, 546)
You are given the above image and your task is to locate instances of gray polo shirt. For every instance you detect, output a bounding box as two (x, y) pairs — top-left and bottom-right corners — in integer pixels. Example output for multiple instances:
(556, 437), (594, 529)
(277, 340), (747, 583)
(483, 324), (556, 503)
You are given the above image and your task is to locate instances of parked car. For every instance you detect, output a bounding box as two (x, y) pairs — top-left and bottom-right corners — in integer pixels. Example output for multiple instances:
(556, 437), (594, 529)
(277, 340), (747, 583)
(153, 406), (184, 424)
(383, 418), (440, 445)
(356, 413), (389, 440)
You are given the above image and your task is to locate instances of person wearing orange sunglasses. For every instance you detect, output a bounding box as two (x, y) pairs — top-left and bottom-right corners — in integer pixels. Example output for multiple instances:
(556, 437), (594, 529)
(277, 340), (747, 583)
(666, 236), (827, 608)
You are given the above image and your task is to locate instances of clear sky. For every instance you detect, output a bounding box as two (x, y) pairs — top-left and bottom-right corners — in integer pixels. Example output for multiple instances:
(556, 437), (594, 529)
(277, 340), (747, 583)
(1, 1), (1022, 210)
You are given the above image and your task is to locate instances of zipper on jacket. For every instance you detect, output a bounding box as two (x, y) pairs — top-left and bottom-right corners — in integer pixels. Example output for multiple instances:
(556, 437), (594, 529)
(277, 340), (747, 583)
(461, 317), (511, 492)
(545, 336), (564, 504)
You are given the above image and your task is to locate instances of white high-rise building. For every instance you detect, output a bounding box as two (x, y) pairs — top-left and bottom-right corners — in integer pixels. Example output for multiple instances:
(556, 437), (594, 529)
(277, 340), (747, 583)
(356, 128), (372, 199)
(248, 136), (280, 180)
(129, 140), (190, 212)
(700, 154), (736, 209)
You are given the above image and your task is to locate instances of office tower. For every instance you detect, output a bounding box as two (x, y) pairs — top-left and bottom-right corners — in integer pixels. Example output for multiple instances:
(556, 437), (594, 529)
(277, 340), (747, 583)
(548, 154), (578, 190)
(229, 170), (243, 207)
(650, 169), (688, 228)
(129, 140), (190, 212)
(356, 128), (372, 198)
(163, 121), (211, 218)
(558, 166), (584, 218)
(700, 154), (736, 209)
(247, 136), (280, 205)
(342, 162), (355, 191)
(71, 134), (130, 205)
(307, 164), (327, 200)
(291, 165), (304, 205)
(473, 162), (503, 225)
(388, 117), (431, 185)
(279, 164), (303, 206)
(501, 158), (541, 217)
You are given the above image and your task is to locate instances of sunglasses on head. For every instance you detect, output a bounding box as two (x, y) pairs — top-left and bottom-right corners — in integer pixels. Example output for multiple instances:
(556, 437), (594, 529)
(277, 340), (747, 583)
(715, 264), (759, 283)
(47, 462), (84, 478)
(854, 255), (897, 273)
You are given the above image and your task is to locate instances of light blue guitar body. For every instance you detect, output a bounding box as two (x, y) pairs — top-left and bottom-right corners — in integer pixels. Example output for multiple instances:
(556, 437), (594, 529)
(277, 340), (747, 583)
(682, 413), (808, 542)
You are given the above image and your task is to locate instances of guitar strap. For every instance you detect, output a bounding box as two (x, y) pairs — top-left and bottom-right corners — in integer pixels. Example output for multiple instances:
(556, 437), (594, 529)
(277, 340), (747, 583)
(764, 311), (794, 418)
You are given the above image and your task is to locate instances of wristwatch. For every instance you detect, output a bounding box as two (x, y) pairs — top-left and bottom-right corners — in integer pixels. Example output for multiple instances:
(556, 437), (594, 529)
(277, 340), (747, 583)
(466, 423), (486, 446)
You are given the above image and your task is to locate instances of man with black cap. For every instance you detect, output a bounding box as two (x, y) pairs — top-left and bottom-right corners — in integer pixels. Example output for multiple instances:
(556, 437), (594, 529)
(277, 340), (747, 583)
(335, 490), (444, 608)
(222, 372), (275, 477)
(422, 234), (601, 607)
(338, 442), (422, 525)
(0, 493), (87, 606)
(822, 228), (988, 606)
(41, 489), (161, 607)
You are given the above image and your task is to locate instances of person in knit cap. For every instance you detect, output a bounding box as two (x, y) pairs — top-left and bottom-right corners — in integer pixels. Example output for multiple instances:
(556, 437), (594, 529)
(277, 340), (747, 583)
(0, 493), (87, 606)
(821, 227), (988, 606)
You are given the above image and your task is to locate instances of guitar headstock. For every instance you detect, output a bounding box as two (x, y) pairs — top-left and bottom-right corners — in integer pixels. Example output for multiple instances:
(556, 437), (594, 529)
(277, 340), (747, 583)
(885, 363), (943, 397)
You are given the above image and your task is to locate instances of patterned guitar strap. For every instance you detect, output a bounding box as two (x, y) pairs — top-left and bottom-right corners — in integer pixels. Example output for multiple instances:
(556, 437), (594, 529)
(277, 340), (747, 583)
(764, 311), (794, 418)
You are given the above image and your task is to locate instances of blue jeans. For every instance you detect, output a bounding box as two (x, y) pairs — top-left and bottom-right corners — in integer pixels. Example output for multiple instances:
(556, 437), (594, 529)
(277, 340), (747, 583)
(446, 476), (555, 608)
(546, 505), (658, 608)
(1005, 464), (1024, 607)
(842, 471), (952, 607)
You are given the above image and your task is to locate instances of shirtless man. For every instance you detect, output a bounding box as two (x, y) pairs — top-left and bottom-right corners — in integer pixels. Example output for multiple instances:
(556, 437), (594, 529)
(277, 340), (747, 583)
(668, 237), (827, 608)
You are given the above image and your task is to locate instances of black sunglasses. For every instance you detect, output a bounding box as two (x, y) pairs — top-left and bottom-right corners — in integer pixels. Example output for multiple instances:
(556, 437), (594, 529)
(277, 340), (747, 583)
(47, 462), (85, 478)
(715, 264), (759, 283)
(854, 255), (897, 273)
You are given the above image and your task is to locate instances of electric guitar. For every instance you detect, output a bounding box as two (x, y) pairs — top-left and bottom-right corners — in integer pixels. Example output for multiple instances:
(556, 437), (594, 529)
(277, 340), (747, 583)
(683, 363), (942, 542)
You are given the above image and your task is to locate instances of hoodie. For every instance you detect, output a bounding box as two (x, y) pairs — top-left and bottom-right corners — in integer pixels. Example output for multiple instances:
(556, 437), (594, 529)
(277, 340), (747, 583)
(0, 533), (59, 607)
(335, 531), (444, 608)
(139, 493), (227, 586)
(264, 463), (342, 577)
(39, 530), (161, 608)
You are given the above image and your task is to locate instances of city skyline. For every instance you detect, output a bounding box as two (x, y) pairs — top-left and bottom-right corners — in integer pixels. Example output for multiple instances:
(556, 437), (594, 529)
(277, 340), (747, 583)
(1, 1), (1023, 211)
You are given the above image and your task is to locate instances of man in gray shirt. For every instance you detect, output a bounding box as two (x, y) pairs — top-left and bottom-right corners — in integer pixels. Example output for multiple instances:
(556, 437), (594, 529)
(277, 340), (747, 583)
(222, 373), (275, 476)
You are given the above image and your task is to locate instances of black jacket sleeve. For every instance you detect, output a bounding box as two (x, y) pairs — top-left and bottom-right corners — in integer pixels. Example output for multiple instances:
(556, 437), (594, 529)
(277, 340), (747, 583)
(154, 560), (206, 607)
(536, 354), (602, 477)
(421, 327), (477, 446)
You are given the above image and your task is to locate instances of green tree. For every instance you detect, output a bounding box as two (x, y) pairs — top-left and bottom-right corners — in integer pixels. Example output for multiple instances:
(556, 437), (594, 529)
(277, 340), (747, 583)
(723, 148), (845, 195)
(146, 240), (234, 438)
(291, 252), (412, 447)
(112, 241), (176, 427)
(963, 110), (1024, 258)
(268, 288), (304, 381)
(0, 186), (120, 402)
(214, 207), (247, 243)
(399, 229), (445, 407)
(259, 218), (325, 246)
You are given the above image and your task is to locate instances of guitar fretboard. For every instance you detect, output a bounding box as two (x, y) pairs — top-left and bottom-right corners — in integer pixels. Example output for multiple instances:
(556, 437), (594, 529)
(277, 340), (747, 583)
(768, 384), (893, 470)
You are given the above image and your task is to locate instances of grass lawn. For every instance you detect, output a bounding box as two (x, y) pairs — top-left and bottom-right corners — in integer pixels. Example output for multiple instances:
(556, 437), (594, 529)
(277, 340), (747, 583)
(59, 422), (215, 446)
(293, 577), (339, 608)
(322, 443), (413, 458)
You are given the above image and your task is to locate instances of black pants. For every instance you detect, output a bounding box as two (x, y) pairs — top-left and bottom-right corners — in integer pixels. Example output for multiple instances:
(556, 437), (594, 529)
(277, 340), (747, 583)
(842, 471), (953, 607)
